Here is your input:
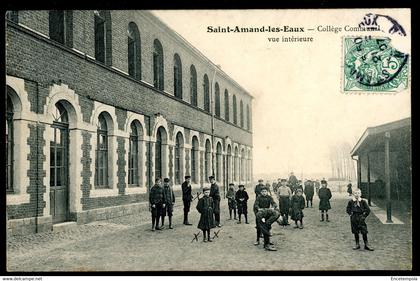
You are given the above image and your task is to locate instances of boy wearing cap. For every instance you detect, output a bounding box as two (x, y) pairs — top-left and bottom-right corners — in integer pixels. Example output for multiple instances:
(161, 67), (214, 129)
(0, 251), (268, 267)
(290, 188), (305, 229)
(318, 180), (332, 222)
(226, 183), (237, 220)
(197, 187), (216, 242)
(346, 189), (374, 251)
(276, 179), (292, 226)
(161, 178), (175, 229)
(255, 179), (265, 197)
(304, 180), (315, 208)
(209, 176), (222, 227)
(235, 184), (249, 224)
(182, 176), (193, 225)
(149, 178), (164, 231)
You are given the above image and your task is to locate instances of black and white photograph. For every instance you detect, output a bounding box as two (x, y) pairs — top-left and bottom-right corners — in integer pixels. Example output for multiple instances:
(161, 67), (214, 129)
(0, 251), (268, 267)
(3, 8), (412, 273)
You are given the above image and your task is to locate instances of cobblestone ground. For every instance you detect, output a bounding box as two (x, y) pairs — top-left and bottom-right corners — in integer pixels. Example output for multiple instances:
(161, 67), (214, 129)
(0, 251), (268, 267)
(7, 190), (412, 272)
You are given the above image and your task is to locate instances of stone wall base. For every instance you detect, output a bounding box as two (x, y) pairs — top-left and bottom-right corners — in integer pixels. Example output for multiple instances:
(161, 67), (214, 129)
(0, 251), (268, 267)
(7, 215), (53, 236)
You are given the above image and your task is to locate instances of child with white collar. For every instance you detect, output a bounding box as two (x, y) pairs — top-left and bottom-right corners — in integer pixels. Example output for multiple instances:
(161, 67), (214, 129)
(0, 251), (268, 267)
(346, 189), (374, 251)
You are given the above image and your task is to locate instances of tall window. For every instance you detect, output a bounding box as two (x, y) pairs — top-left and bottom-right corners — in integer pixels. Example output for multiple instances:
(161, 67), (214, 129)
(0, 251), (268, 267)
(216, 143), (222, 182)
(191, 137), (199, 183)
(6, 11), (18, 23)
(241, 149), (245, 181)
(190, 65), (198, 106)
(205, 140), (211, 179)
(215, 83), (221, 117)
(155, 128), (164, 179)
(203, 74), (210, 112)
(153, 39), (164, 90)
(246, 104), (250, 130)
(49, 10), (72, 47)
(174, 132), (183, 184)
(128, 122), (139, 186)
(234, 147), (239, 181)
(233, 95), (237, 125)
(224, 89), (229, 121)
(240, 100), (244, 128)
(173, 54), (183, 99)
(6, 94), (14, 192)
(128, 22), (141, 80)
(95, 113), (109, 187)
(94, 10), (111, 65)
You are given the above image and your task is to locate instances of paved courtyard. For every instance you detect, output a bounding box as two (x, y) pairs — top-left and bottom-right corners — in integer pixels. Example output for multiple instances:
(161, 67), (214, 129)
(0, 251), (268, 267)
(7, 190), (412, 272)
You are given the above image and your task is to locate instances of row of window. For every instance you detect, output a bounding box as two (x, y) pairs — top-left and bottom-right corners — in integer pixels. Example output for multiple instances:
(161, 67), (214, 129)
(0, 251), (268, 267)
(7, 10), (252, 130)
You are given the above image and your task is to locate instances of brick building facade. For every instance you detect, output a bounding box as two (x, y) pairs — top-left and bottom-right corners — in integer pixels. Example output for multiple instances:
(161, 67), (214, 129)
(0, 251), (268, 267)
(5, 10), (254, 235)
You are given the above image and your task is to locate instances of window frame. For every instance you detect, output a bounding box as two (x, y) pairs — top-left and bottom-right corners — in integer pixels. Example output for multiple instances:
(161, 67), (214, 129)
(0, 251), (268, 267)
(128, 122), (139, 186)
(95, 114), (109, 188)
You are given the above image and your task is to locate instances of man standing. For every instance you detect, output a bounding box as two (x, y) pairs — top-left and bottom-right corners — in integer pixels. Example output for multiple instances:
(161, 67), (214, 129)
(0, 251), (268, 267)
(149, 178), (164, 231)
(209, 175), (222, 227)
(161, 178), (175, 229)
(182, 175), (193, 225)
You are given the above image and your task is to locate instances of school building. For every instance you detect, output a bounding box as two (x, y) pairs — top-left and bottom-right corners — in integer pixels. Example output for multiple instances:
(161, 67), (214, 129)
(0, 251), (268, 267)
(350, 117), (411, 222)
(5, 10), (254, 235)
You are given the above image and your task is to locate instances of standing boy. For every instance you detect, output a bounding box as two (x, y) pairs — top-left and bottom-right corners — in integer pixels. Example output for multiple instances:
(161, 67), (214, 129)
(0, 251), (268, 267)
(161, 178), (175, 229)
(209, 175), (222, 227)
(318, 179), (332, 222)
(235, 184), (249, 224)
(276, 179), (292, 226)
(290, 188), (306, 229)
(182, 175), (193, 225)
(197, 187), (216, 242)
(226, 183), (237, 220)
(304, 180), (315, 208)
(254, 186), (280, 251)
(149, 178), (164, 231)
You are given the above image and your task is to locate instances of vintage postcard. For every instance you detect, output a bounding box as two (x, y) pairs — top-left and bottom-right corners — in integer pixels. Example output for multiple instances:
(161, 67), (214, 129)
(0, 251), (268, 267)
(4, 9), (411, 272)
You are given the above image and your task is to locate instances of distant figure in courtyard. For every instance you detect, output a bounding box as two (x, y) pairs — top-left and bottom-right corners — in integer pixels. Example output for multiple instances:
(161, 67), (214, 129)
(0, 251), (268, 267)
(255, 179), (265, 197)
(265, 182), (272, 196)
(318, 180), (332, 222)
(149, 178), (164, 231)
(254, 186), (280, 251)
(304, 179), (315, 208)
(346, 189), (374, 251)
(161, 178), (175, 229)
(181, 176), (193, 225)
(288, 172), (299, 193)
(196, 187), (216, 242)
(235, 184), (249, 224)
(273, 179), (280, 194)
(315, 179), (321, 196)
(347, 182), (353, 196)
(226, 183), (237, 220)
(276, 179), (292, 226)
(290, 188), (306, 229)
(209, 176), (222, 227)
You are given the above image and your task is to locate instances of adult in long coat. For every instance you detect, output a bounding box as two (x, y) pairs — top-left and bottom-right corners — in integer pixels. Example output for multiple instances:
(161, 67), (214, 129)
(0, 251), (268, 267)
(181, 176), (193, 225)
(209, 176), (222, 227)
(304, 180), (315, 208)
(149, 178), (164, 231)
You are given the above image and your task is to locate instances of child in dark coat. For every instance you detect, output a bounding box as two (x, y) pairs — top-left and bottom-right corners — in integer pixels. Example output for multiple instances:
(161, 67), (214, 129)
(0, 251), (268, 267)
(235, 184), (249, 224)
(290, 188), (305, 229)
(196, 187), (216, 242)
(318, 180), (332, 222)
(226, 183), (237, 220)
(346, 189), (374, 251)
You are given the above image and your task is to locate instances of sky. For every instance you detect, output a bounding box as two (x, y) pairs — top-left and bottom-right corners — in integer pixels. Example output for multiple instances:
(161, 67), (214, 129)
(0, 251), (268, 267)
(152, 9), (411, 177)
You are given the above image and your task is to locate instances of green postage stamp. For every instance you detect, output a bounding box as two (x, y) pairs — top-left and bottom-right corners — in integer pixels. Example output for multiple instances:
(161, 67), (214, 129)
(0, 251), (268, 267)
(343, 36), (409, 93)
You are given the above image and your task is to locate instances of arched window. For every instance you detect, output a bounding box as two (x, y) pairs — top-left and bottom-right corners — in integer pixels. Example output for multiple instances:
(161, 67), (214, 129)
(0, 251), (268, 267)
(205, 140), (211, 180)
(234, 147), (239, 181)
(6, 11), (18, 23)
(215, 83), (221, 117)
(246, 104), (250, 130)
(233, 95), (237, 125)
(190, 65), (198, 106)
(247, 150), (251, 181)
(6, 93), (14, 192)
(241, 148), (245, 181)
(240, 100), (244, 128)
(191, 136), (199, 183)
(128, 122), (139, 186)
(153, 39), (164, 90)
(203, 74), (210, 112)
(224, 89), (229, 121)
(95, 113), (109, 187)
(155, 129), (163, 179)
(128, 22), (141, 80)
(174, 132), (184, 184)
(94, 10), (112, 65)
(173, 54), (183, 99)
(49, 11), (73, 47)
(216, 142), (222, 182)
(227, 145), (232, 183)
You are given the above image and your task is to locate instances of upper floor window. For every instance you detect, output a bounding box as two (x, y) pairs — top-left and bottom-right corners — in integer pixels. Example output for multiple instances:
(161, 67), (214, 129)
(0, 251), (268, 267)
(233, 95), (237, 125)
(6, 11), (18, 23)
(153, 39), (164, 90)
(224, 90), (229, 121)
(240, 100), (244, 128)
(49, 10), (73, 47)
(190, 65), (198, 106)
(95, 113), (109, 187)
(246, 104), (251, 130)
(215, 83), (221, 117)
(6, 93), (14, 192)
(94, 10), (112, 66)
(173, 54), (183, 99)
(128, 22), (141, 80)
(203, 74), (210, 112)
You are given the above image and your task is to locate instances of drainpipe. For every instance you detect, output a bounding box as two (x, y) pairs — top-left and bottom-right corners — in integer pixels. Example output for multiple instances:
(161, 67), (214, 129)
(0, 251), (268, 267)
(210, 66), (218, 178)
